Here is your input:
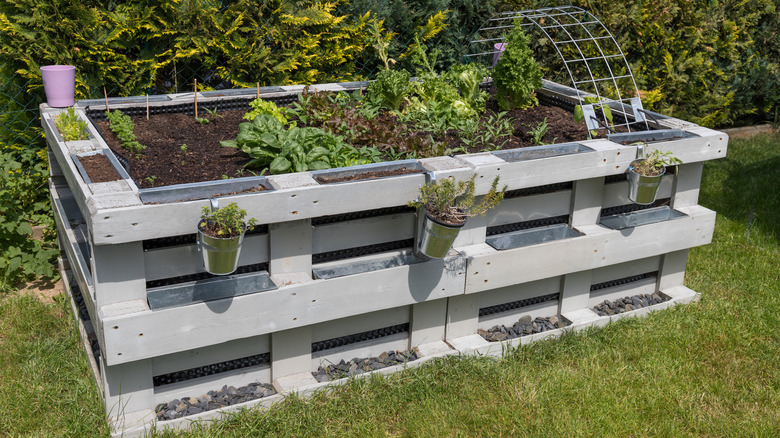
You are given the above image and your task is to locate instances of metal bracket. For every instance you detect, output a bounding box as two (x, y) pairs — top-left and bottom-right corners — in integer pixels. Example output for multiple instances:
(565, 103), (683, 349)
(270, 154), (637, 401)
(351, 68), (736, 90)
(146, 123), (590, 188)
(630, 97), (646, 123)
(635, 143), (645, 160)
(209, 197), (219, 212)
(582, 104), (598, 134)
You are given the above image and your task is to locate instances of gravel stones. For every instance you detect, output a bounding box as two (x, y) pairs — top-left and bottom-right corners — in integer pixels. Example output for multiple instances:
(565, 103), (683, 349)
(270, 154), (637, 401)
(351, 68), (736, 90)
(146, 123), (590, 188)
(313, 350), (419, 382)
(592, 293), (669, 316)
(155, 382), (276, 421)
(478, 315), (569, 342)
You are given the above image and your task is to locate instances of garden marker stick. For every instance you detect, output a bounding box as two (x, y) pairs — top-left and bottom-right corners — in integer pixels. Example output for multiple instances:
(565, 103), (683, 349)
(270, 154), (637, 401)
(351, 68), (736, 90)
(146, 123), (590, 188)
(257, 82), (260, 99)
(194, 79), (198, 118)
(103, 87), (109, 111)
(146, 94), (149, 120)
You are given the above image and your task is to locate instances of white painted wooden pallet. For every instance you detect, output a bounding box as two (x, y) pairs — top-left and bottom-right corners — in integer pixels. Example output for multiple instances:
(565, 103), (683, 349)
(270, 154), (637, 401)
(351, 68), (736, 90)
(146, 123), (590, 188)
(43, 80), (726, 436)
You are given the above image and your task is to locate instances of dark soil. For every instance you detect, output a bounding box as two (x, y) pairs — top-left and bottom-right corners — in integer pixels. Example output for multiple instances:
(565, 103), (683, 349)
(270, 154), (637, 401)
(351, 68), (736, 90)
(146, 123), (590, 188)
(94, 92), (594, 189)
(314, 167), (424, 184)
(79, 154), (121, 183)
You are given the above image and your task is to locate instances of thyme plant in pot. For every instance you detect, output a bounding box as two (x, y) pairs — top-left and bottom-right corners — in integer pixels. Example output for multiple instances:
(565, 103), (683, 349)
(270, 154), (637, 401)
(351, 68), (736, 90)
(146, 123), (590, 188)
(627, 148), (682, 204)
(409, 175), (506, 259)
(197, 202), (257, 275)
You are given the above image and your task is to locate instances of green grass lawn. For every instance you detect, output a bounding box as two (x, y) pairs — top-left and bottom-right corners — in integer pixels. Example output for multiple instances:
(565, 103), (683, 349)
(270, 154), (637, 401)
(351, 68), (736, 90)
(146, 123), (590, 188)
(1, 132), (778, 437)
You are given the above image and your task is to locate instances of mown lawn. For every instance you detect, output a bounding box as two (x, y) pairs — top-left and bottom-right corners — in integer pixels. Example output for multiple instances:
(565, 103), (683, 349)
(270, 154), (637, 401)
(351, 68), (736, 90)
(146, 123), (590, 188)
(1, 132), (778, 438)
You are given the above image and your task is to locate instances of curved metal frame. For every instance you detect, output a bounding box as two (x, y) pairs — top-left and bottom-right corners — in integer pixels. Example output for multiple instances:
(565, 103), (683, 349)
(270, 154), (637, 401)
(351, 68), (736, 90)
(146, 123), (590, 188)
(467, 6), (648, 135)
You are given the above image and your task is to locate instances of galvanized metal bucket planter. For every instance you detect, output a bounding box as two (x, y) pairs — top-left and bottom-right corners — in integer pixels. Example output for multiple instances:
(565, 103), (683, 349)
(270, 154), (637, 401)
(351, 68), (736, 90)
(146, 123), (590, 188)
(416, 211), (465, 259)
(197, 222), (246, 275)
(627, 161), (666, 205)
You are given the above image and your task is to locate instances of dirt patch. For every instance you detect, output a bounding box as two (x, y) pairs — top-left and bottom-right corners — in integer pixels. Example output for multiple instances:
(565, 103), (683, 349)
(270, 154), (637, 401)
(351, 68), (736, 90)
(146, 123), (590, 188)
(93, 92), (598, 189)
(314, 167), (424, 184)
(79, 154), (121, 183)
(13, 278), (65, 305)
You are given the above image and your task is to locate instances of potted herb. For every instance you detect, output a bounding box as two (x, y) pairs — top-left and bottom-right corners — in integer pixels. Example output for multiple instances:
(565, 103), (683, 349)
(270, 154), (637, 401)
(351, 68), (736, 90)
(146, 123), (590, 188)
(409, 175), (506, 259)
(627, 148), (682, 204)
(197, 202), (257, 275)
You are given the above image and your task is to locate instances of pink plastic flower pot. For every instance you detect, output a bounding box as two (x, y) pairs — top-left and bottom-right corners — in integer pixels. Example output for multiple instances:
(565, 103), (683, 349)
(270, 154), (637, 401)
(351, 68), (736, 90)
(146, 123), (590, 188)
(492, 43), (507, 67)
(40, 65), (76, 107)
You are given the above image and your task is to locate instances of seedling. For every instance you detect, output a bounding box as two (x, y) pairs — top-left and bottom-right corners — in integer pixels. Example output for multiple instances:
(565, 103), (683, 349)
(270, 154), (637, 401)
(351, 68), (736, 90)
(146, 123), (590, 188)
(631, 149), (682, 176)
(55, 107), (88, 141)
(527, 118), (550, 145)
(199, 202), (257, 238)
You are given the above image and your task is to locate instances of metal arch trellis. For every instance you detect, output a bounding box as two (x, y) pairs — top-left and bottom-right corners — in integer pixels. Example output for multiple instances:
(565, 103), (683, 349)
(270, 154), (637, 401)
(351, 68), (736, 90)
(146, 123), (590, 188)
(466, 6), (651, 137)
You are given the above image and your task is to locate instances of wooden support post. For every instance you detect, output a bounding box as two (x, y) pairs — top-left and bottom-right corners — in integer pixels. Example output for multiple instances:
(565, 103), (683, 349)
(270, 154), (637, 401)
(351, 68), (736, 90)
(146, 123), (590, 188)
(92, 241), (147, 306)
(102, 359), (154, 432)
(445, 294), (480, 339)
(271, 326), (312, 380)
(671, 162), (704, 209)
(558, 271), (593, 314)
(570, 176), (605, 227)
(658, 249), (689, 291)
(269, 219), (312, 276)
(410, 299), (448, 348)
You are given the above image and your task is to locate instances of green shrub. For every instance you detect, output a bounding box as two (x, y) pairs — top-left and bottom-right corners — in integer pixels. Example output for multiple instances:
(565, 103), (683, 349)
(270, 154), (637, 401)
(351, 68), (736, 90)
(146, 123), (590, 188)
(492, 20), (543, 110)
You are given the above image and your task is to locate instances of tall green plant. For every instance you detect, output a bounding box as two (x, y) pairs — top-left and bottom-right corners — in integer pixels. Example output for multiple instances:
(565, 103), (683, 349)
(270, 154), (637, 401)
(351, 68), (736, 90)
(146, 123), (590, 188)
(492, 20), (543, 110)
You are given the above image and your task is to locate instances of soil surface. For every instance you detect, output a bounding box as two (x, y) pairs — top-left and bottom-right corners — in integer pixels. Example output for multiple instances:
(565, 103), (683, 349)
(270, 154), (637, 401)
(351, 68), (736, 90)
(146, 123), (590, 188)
(94, 92), (595, 189)
(79, 154), (121, 183)
(314, 167), (424, 184)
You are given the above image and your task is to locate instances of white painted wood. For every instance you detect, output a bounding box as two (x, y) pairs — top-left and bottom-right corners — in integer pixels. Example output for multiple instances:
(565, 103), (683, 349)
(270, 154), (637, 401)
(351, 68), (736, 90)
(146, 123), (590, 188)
(590, 256), (661, 285)
(102, 360), (155, 428)
(602, 175), (674, 209)
(312, 213), (414, 254)
(61, 267), (104, 395)
(643, 129), (728, 164)
(144, 233), (269, 282)
(92, 241), (146, 306)
(273, 372), (319, 392)
(464, 206), (716, 293)
(671, 162), (704, 208)
(47, 146), (64, 177)
(151, 334), (270, 377)
(153, 365), (272, 405)
(459, 139), (631, 193)
(89, 173), (427, 245)
(269, 219), (312, 276)
(559, 270), (593, 314)
(662, 285), (700, 304)
(101, 255), (465, 365)
(272, 326), (312, 380)
(416, 340), (453, 357)
(410, 299), (447, 347)
(487, 190), (572, 228)
(477, 277), (560, 309)
(658, 249), (690, 291)
(453, 212), (487, 247)
(445, 294), (480, 339)
(42, 112), (95, 223)
(310, 307), (409, 343)
(588, 276), (658, 307)
(571, 177), (605, 226)
(446, 334), (490, 352)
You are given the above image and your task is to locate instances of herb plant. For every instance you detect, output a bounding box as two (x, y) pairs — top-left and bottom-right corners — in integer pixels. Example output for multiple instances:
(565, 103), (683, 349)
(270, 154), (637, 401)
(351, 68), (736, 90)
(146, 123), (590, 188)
(105, 110), (146, 158)
(366, 69), (412, 111)
(492, 20), (543, 110)
(631, 149), (682, 176)
(199, 202), (257, 239)
(527, 119), (551, 145)
(55, 107), (88, 141)
(408, 175), (507, 225)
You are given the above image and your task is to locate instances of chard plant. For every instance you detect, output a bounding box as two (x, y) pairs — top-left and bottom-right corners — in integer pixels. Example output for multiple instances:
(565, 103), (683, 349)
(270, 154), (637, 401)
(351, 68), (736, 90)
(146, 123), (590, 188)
(55, 107), (88, 141)
(105, 110), (146, 158)
(408, 175), (507, 225)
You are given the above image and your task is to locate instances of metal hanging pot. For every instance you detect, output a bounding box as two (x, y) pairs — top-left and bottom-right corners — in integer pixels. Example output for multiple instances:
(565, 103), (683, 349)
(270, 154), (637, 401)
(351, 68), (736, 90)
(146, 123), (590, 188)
(197, 221), (246, 275)
(627, 161), (665, 205)
(416, 211), (465, 259)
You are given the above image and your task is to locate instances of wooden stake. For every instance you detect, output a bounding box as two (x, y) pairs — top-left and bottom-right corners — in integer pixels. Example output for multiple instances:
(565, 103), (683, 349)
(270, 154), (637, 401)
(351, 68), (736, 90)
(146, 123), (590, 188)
(256, 82), (260, 99)
(194, 79), (198, 118)
(146, 94), (149, 120)
(314, 87), (317, 96)
(103, 87), (109, 111)
(360, 87), (363, 96)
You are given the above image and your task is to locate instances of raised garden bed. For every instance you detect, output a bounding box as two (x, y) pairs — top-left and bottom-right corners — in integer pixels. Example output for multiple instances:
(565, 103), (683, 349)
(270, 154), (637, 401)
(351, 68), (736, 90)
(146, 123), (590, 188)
(43, 73), (726, 437)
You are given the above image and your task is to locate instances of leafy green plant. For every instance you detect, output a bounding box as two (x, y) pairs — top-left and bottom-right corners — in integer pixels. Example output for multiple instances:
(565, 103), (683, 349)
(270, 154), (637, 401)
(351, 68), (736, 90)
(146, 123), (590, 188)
(54, 107), (88, 141)
(527, 118), (551, 145)
(195, 116), (210, 124)
(144, 175), (157, 185)
(492, 19), (543, 110)
(180, 144), (187, 153)
(447, 63), (489, 114)
(221, 114), (360, 174)
(631, 149), (683, 176)
(461, 112), (514, 151)
(244, 99), (289, 125)
(104, 110), (146, 158)
(199, 202), (257, 239)
(408, 175), (507, 225)
(574, 96), (614, 138)
(204, 107), (222, 118)
(366, 69), (412, 111)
